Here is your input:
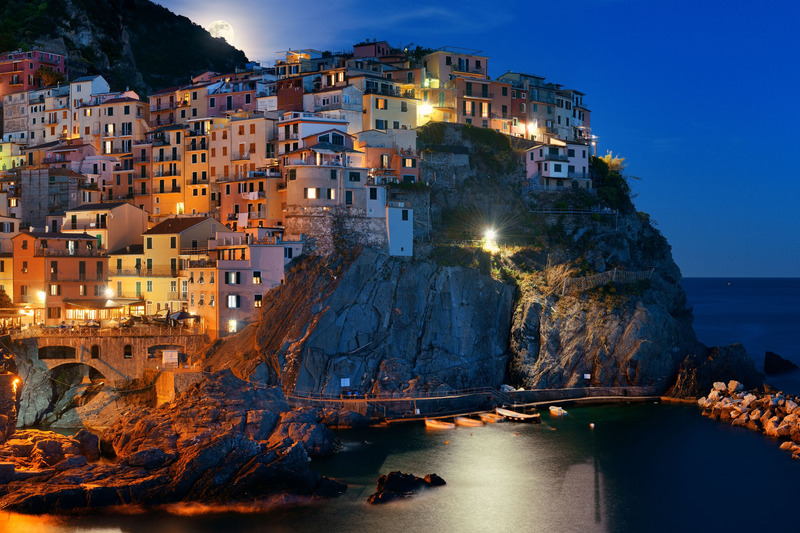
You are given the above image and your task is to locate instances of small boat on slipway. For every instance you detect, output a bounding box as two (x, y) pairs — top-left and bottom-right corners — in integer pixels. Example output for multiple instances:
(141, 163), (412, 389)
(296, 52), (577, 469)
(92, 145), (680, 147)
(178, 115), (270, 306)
(496, 407), (541, 423)
(425, 418), (456, 429)
(454, 416), (485, 427)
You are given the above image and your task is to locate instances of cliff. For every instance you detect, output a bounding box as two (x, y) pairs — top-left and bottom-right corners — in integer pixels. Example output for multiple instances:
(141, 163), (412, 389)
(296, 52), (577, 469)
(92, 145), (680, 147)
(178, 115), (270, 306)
(0, 0), (248, 93)
(204, 123), (757, 398)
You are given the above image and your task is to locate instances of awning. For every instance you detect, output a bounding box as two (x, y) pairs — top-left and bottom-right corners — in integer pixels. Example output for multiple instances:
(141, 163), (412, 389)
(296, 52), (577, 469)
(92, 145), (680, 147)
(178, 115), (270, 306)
(63, 298), (142, 309)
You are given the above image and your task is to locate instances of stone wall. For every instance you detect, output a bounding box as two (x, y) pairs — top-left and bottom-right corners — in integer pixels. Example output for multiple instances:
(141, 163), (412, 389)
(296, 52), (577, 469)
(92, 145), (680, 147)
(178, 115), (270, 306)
(284, 206), (388, 256)
(155, 369), (203, 405)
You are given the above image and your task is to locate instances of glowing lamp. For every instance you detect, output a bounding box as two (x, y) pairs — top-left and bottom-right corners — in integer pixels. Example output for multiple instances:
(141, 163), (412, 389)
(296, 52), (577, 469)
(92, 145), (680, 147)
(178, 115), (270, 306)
(105, 287), (114, 297)
(37, 291), (46, 302)
(419, 104), (433, 116)
(484, 228), (497, 241)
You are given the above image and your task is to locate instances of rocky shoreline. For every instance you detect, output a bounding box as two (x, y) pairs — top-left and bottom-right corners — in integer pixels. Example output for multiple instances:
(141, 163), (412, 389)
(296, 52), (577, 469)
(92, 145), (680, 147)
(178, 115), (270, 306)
(698, 380), (800, 458)
(0, 370), (347, 513)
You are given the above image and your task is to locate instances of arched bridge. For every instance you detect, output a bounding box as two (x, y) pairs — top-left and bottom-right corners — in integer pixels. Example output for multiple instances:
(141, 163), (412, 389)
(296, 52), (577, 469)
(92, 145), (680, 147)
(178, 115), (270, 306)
(8, 326), (209, 385)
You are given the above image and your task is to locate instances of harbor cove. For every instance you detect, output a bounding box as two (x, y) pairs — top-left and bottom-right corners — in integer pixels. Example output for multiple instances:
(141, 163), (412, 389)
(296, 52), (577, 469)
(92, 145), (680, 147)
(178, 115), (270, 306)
(0, 1), (798, 531)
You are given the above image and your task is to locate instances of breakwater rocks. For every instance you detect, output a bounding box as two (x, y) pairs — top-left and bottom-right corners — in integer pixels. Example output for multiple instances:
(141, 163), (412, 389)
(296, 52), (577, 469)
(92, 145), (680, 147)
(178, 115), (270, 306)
(698, 381), (800, 458)
(0, 370), (345, 513)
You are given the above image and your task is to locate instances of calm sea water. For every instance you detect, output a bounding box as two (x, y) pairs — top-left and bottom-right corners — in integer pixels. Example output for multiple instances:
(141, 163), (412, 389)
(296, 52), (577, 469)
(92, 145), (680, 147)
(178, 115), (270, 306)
(683, 277), (800, 392)
(4, 277), (798, 532)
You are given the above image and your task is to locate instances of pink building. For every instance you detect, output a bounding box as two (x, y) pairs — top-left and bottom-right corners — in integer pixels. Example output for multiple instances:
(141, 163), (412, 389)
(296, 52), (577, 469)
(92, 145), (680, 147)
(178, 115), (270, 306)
(0, 49), (66, 99)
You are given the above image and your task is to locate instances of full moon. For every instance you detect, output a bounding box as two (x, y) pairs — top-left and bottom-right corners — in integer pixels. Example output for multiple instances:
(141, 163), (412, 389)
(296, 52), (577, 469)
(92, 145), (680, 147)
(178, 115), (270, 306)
(207, 20), (234, 44)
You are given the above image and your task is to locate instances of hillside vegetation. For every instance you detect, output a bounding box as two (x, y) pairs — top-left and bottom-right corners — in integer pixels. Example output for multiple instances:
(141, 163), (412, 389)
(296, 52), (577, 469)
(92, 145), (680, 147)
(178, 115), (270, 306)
(0, 0), (248, 93)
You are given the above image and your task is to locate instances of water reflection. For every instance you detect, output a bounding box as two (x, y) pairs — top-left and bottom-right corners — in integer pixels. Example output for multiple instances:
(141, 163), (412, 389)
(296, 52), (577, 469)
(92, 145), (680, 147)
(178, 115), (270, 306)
(4, 404), (800, 532)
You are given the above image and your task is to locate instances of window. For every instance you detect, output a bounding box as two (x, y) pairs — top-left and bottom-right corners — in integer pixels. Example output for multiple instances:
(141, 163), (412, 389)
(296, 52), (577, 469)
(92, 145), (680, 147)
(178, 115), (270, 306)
(568, 149), (575, 157)
(330, 169), (337, 180)
(49, 284), (60, 296)
(253, 271), (262, 284)
(402, 210), (409, 221)
(345, 190), (353, 205)
(502, 86), (508, 96)
(146, 237), (152, 249)
(124, 344), (132, 359)
(369, 188), (378, 200)
(401, 101), (408, 112)
(348, 172), (360, 182)
(375, 119), (387, 130)
(225, 271), (241, 285)
(146, 280), (153, 292)
(227, 294), (240, 308)
(288, 169), (296, 180)
(554, 164), (562, 172)
(254, 295), (263, 308)
(327, 188), (335, 200)
(375, 98), (387, 110)
(402, 158), (416, 168)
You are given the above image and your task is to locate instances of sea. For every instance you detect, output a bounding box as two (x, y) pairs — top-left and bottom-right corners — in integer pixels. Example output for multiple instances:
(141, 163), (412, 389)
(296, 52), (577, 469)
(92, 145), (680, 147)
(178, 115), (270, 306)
(4, 277), (799, 533)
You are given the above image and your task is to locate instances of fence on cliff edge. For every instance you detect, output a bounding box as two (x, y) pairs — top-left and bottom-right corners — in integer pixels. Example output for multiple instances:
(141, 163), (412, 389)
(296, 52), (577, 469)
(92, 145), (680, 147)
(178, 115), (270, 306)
(561, 268), (654, 296)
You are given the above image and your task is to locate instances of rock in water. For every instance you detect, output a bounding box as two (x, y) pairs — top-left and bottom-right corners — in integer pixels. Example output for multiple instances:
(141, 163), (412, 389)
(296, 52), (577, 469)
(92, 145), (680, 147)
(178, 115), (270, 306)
(367, 471), (446, 504)
(764, 351), (799, 375)
(665, 344), (763, 398)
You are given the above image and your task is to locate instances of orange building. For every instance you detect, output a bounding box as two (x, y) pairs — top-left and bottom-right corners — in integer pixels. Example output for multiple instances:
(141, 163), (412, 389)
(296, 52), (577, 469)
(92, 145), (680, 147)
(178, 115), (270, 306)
(12, 232), (109, 326)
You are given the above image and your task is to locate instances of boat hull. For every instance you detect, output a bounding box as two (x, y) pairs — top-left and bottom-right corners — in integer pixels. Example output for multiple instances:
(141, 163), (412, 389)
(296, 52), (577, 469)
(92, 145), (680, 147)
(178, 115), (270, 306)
(496, 407), (541, 423)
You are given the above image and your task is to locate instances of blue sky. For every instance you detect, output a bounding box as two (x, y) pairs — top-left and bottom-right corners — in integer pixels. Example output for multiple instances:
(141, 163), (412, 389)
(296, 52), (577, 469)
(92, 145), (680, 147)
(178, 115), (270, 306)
(156, 0), (800, 277)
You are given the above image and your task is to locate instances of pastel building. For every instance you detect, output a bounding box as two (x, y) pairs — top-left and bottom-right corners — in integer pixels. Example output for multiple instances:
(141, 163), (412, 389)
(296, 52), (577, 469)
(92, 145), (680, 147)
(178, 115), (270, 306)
(12, 231), (108, 326)
(526, 141), (591, 190)
(0, 49), (67, 99)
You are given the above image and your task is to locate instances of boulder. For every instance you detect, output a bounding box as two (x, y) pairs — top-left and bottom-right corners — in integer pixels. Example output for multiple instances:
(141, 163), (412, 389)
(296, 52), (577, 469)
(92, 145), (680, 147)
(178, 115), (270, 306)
(73, 429), (100, 462)
(713, 382), (727, 391)
(727, 380), (743, 393)
(764, 351), (799, 375)
(367, 471), (446, 504)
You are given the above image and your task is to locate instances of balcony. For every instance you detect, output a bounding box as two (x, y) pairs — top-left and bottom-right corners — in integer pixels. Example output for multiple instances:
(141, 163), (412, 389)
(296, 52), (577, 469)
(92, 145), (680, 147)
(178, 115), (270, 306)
(241, 190), (266, 199)
(153, 169), (181, 178)
(231, 152), (251, 161)
(110, 147), (132, 155)
(364, 86), (402, 97)
(186, 140), (208, 151)
(133, 154), (150, 163)
(153, 153), (181, 162)
(543, 153), (569, 162)
(461, 90), (493, 99)
(34, 246), (105, 257)
(154, 186), (181, 193)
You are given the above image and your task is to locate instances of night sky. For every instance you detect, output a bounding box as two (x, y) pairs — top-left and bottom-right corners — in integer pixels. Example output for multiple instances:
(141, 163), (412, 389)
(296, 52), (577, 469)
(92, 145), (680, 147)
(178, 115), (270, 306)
(156, 0), (800, 277)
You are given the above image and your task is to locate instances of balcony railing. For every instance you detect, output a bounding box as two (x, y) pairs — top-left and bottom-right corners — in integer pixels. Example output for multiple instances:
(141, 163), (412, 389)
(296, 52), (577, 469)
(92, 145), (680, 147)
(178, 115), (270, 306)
(154, 186), (181, 193)
(231, 152), (251, 161)
(241, 191), (266, 199)
(33, 247), (105, 257)
(461, 90), (493, 99)
(153, 169), (181, 178)
(544, 154), (569, 162)
(364, 86), (402, 97)
(153, 154), (181, 162)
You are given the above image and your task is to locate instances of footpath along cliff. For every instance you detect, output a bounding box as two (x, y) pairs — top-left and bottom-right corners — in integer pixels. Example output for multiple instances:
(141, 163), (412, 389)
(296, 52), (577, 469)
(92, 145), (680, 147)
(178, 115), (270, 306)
(204, 124), (761, 398)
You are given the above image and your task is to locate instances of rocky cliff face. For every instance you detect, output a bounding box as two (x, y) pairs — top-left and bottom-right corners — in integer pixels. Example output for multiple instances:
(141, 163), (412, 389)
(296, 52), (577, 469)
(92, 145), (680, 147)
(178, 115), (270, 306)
(201, 124), (750, 398)
(208, 250), (515, 396)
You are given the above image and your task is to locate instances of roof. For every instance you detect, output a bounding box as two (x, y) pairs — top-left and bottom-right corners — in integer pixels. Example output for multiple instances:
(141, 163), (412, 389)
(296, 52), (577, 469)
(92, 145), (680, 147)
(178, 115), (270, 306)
(143, 216), (210, 235)
(64, 201), (129, 212)
(101, 97), (141, 105)
(71, 75), (103, 83)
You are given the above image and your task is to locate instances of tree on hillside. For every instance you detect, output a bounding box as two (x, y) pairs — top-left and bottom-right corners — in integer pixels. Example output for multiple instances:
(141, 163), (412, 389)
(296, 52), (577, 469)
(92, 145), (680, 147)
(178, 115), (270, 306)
(600, 151), (626, 173)
(34, 66), (66, 87)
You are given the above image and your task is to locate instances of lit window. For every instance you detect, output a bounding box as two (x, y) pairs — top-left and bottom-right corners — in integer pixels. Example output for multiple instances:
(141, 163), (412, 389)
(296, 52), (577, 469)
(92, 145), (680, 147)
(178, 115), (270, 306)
(253, 271), (262, 285)
(254, 295), (262, 307)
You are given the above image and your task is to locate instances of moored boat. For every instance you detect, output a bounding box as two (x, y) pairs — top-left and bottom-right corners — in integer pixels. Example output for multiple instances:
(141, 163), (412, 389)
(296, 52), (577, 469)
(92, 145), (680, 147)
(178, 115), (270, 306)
(496, 407), (541, 423)
(455, 416), (485, 427)
(479, 412), (504, 423)
(549, 405), (568, 416)
(425, 418), (456, 429)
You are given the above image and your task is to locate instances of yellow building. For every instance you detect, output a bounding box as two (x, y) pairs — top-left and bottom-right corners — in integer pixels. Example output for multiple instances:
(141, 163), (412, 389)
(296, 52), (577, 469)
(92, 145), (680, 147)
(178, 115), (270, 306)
(140, 216), (223, 316)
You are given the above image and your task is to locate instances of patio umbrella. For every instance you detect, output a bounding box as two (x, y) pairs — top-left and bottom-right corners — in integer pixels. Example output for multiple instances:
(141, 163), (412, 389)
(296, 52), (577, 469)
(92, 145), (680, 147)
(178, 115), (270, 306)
(168, 311), (195, 321)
